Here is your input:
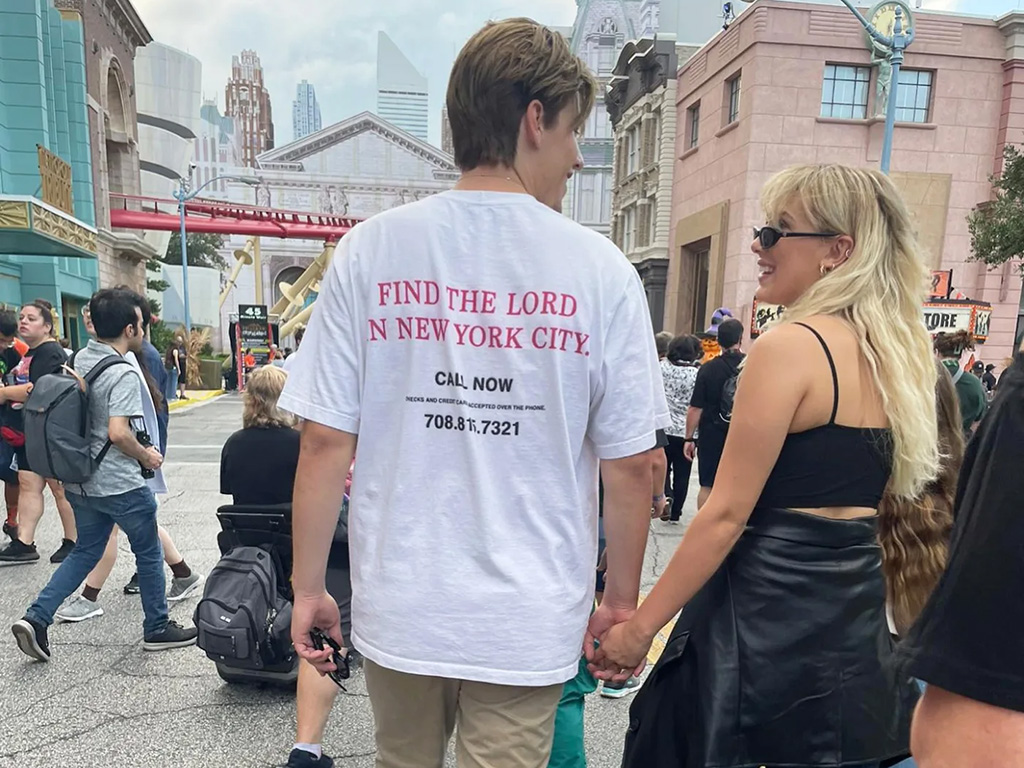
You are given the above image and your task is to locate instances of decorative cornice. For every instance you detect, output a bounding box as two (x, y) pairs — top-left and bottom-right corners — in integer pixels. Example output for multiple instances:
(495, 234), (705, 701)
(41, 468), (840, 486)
(258, 111), (456, 172)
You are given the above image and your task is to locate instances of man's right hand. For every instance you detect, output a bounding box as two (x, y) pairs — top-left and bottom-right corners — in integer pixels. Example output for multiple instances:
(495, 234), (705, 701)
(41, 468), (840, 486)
(142, 447), (163, 470)
(683, 441), (697, 462)
(292, 591), (345, 675)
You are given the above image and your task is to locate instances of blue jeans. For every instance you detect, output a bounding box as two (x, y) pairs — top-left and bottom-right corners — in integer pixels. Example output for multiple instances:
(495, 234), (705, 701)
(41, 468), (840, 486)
(27, 487), (167, 636)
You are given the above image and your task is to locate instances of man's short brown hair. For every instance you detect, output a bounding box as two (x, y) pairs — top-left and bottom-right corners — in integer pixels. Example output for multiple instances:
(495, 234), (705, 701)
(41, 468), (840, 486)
(446, 19), (596, 171)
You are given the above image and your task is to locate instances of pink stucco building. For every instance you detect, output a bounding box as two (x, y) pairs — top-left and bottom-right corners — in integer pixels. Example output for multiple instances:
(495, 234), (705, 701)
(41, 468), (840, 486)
(666, 0), (1024, 364)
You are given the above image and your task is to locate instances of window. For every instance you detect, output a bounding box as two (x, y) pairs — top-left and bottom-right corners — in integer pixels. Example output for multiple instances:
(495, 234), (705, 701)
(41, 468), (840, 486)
(820, 64), (871, 119)
(578, 172), (597, 223)
(686, 102), (701, 149)
(597, 45), (616, 75)
(725, 75), (741, 125)
(623, 207), (636, 252)
(588, 107), (611, 140)
(627, 126), (639, 174)
(649, 200), (658, 244)
(895, 69), (933, 123)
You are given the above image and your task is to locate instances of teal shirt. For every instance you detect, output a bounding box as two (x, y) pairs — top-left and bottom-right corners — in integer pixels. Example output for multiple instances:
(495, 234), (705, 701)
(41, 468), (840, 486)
(943, 359), (987, 432)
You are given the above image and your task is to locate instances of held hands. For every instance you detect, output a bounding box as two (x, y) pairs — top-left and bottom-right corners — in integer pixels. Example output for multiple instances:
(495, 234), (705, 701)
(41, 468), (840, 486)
(584, 602), (653, 684)
(291, 590), (345, 676)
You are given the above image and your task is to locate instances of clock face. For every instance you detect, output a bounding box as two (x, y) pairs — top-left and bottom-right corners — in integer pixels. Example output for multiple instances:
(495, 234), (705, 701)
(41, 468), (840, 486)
(869, 1), (914, 40)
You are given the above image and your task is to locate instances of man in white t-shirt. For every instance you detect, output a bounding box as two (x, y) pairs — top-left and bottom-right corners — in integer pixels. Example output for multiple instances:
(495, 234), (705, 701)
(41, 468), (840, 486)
(280, 18), (669, 768)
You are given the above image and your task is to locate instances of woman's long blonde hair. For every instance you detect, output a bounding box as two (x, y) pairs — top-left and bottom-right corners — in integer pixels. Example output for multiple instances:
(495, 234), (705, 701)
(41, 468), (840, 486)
(879, 361), (964, 636)
(761, 164), (939, 500)
(243, 366), (297, 429)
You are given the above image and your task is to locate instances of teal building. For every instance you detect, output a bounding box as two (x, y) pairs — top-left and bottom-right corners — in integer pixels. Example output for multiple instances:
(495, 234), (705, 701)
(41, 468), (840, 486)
(0, 0), (99, 347)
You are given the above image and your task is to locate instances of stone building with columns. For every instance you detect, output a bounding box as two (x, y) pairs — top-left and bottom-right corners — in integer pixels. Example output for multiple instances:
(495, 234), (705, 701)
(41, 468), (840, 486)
(212, 111), (458, 351)
(607, 37), (699, 331)
(666, 0), (1024, 364)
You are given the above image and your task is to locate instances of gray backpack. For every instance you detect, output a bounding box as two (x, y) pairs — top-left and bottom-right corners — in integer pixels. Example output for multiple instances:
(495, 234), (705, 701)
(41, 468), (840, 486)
(194, 546), (294, 670)
(22, 354), (131, 483)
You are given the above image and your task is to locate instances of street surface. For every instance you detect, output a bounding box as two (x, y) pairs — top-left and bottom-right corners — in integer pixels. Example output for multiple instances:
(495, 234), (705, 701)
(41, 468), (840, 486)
(0, 395), (696, 767)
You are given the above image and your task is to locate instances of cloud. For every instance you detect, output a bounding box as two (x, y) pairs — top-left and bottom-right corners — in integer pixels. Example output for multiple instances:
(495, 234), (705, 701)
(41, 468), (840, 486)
(132, 0), (577, 147)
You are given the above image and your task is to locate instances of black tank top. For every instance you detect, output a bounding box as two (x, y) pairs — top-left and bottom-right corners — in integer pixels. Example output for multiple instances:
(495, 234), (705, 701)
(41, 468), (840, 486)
(757, 323), (892, 510)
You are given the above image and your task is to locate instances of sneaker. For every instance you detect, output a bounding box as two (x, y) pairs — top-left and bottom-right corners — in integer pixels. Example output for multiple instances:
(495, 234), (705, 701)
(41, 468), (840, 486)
(0, 539), (39, 565)
(167, 572), (204, 602)
(55, 595), (104, 623)
(123, 572), (140, 594)
(2, 520), (17, 541)
(12, 617), (50, 662)
(282, 748), (334, 768)
(49, 538), (75, 563)
(142, 620), (198, 651)
(600, 677), (642, 699)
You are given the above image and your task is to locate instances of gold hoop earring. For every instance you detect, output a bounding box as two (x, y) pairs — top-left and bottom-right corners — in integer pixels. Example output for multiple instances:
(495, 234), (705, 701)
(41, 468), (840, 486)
(819, 263), (830, 277)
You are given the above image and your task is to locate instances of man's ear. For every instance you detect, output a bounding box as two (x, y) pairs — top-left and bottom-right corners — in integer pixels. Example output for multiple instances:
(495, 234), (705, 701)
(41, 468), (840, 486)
(521, 100), (545, 150)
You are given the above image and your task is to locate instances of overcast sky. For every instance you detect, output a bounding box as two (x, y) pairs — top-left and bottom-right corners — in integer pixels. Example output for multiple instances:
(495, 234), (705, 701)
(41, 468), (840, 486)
(132, 0), (1021, 149)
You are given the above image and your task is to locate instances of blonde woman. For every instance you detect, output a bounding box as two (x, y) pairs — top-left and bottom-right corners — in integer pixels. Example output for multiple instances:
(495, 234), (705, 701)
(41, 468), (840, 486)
(593, 165), (938, 767)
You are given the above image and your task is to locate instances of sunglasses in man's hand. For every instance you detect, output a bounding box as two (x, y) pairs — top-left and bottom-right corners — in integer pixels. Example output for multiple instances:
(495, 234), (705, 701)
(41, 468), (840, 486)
(309, 627), (350, 691)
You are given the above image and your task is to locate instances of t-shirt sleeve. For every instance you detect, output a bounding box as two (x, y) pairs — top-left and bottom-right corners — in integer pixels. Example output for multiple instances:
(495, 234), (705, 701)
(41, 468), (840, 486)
(278, 234), (362, 434)
(107, 370), (143, 419)
(690, 364), (712, 410)
(29, 343), (67, 382)
(587, 272), (671, 460)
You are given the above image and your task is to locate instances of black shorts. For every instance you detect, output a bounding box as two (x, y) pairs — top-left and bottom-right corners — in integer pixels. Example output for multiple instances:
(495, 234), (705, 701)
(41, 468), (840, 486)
(697, 432), (726, 488)
(14, 446), (31, 475)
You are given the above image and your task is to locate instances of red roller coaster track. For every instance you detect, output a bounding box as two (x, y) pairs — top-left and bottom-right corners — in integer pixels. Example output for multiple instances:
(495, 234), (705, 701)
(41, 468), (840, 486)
(108, 194), (361, 241)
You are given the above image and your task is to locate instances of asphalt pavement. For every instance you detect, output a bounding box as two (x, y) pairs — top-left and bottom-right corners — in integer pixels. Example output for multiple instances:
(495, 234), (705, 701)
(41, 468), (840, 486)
(0, 394), (695, 767)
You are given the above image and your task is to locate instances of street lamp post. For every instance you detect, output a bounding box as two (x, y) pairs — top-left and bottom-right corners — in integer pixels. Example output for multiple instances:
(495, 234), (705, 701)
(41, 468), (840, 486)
(835, 1), (914, 175)
(172, 171), (260, 336)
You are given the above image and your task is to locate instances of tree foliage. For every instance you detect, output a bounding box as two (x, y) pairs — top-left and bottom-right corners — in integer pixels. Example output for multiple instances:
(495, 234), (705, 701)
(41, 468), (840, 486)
(968, 144), (1024, 271)
(162, 231), (228, 271)
(146, 257), (169, 317)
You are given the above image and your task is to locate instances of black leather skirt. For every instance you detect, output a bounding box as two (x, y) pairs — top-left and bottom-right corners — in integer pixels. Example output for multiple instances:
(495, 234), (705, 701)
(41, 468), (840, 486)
(622, 507), (918, 768)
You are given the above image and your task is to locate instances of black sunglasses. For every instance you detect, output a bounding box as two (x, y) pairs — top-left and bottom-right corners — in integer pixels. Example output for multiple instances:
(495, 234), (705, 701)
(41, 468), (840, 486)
(310, 627), (351, 690)
(753, 226), (839, 249)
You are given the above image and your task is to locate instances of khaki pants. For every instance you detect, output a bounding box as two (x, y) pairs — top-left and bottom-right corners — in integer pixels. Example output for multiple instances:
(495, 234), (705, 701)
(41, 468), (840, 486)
(364, 659), (564, 768)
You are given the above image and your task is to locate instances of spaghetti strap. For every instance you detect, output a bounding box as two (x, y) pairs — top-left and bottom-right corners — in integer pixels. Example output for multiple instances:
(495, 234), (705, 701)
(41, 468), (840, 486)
(794, 322), (839, 424)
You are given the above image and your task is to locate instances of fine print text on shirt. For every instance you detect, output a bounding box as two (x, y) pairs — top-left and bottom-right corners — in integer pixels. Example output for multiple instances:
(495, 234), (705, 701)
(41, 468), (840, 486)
(370, 280), (590, 357)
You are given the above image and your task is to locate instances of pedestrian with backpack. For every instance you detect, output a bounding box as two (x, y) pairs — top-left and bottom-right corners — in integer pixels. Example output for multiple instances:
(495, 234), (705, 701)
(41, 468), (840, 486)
(0, 300), (78, 564)
(684, 318), (745, 510)
(11, 287), (197, 662)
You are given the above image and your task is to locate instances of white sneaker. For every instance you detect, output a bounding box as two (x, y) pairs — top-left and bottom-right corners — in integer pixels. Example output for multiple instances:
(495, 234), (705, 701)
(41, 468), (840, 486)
(55, 595), (104, 623)
(167, 572), (204, 602)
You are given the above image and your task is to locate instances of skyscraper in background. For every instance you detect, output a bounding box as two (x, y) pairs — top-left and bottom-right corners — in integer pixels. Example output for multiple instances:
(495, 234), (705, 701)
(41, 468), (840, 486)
(441, 105), (454, 156)
(376, 31), (429, 141)
(225, 49), (274, 167)
(292, 80), (322, 140)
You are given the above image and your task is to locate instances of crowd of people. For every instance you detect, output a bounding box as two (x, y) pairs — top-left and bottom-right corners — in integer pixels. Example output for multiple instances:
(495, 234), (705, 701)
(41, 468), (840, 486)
(3, 16), (1022, 768)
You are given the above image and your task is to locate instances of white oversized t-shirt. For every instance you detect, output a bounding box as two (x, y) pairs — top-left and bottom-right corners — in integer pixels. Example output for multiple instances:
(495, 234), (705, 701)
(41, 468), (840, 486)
(279, 190), (670, 686)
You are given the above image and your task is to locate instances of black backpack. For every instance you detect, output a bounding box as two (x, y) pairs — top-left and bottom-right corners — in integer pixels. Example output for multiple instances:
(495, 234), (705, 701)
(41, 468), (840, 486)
(717, 354), (745, 425)
(194, 546), (294, 671)
(23, 353), (132, 483)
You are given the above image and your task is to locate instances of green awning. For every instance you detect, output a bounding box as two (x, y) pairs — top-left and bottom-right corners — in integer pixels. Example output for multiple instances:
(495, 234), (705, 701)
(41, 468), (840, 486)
(0, 195), (97, 259)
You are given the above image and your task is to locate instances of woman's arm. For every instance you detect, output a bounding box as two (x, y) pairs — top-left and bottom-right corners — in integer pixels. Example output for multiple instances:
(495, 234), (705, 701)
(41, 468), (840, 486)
(593, 326), (814, 674)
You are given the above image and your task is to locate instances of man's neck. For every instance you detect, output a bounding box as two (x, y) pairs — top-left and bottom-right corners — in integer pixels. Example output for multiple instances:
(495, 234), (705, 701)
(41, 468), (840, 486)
(95, 337), (129, 356)
(455, 165), (529, 196)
